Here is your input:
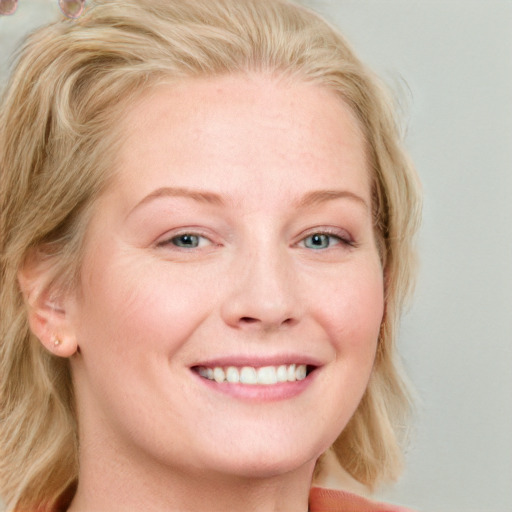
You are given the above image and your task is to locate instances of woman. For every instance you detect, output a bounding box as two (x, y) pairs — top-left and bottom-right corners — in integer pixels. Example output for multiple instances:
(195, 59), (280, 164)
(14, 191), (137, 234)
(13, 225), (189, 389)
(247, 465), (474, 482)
(0, 0), (421, 510)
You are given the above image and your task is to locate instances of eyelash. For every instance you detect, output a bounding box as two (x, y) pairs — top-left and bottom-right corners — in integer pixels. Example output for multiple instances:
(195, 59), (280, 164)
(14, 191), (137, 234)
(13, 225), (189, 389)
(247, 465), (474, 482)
(156, 228), (355, 252)
(297, 229), (355, 251)
(157, 232), (213, 250)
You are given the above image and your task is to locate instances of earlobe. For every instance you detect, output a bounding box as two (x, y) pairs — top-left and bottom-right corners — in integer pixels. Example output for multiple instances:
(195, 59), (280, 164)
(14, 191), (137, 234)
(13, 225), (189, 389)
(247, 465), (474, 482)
(17, 255), (79, 358)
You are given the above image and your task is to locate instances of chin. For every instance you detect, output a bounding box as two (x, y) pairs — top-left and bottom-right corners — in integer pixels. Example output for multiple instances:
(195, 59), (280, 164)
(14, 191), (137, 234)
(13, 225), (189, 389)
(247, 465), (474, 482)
(201, 441), (321, 481)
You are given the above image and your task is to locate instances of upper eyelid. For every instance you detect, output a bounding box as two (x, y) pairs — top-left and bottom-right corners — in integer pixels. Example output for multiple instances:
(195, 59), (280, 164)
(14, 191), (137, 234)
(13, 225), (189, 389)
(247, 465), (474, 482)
(156, 230), (214, 247)
(153, 225), (355, 246)
(296, 226), (354, 243)
(298, 233), (350, 249)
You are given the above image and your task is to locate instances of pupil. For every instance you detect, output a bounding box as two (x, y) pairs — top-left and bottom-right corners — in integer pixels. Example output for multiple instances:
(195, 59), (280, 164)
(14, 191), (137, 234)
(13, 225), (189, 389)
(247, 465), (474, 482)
(173, 234), (198, 247)
(181, 235), (194, 245)
(312, 234), (326, 246)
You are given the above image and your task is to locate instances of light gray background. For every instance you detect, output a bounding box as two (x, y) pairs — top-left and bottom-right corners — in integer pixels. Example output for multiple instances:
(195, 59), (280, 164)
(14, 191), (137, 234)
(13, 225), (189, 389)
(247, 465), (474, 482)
(1, 2), (511, 512)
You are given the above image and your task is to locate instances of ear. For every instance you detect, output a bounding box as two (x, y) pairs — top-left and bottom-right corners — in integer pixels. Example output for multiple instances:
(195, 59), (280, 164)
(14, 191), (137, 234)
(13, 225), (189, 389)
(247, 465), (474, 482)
(18, 251), (79, 358)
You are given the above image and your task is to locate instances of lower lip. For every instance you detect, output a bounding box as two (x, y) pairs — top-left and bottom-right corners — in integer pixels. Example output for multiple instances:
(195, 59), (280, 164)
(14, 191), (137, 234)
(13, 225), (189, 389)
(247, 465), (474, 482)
(191, 370), (317, 402)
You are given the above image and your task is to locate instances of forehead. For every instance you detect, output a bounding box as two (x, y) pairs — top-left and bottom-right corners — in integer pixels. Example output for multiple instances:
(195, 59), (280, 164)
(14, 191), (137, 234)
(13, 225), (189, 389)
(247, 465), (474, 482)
(111, 73), (371, 209)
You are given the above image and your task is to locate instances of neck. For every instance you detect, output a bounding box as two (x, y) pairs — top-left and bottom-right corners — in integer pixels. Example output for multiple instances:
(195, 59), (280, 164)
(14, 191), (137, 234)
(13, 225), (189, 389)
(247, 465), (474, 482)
(67, 442), (315, 512)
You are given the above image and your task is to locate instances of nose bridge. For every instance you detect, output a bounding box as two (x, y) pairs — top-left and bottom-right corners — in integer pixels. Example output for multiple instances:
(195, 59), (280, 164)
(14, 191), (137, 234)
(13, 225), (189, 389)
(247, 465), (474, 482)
(221, 231), (300, 330)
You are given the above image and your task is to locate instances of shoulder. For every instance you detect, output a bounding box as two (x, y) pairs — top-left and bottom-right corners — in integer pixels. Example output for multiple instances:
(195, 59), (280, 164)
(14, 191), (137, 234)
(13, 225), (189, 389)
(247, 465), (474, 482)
(309, 487), (415, 512)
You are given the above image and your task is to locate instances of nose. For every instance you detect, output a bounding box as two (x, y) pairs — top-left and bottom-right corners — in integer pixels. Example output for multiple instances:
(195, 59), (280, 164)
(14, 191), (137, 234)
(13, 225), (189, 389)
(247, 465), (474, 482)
(220, 244), (301, 332)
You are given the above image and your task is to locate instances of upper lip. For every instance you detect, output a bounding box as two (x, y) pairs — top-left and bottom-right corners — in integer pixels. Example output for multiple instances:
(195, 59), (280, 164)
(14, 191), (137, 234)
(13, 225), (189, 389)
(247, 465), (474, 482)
(190, 354), (323, 368)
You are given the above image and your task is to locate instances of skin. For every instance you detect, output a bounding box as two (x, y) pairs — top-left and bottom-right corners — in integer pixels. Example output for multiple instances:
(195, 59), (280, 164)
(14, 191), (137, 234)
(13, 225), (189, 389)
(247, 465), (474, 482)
(53, 74), (384, 512)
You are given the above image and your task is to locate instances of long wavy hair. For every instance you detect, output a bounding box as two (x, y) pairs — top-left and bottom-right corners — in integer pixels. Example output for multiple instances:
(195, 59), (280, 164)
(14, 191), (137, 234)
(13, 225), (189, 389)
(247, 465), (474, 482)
(0, 0), (422, 509)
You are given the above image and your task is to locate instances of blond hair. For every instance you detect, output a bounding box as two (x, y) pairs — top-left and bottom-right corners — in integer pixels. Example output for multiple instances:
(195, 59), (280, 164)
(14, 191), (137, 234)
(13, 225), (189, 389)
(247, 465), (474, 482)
(0, 0), (422, 509)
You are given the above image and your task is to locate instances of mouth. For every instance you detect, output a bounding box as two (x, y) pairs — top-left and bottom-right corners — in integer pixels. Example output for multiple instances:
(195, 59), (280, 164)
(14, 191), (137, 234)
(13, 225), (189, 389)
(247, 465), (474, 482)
(192, 363), (316, 386)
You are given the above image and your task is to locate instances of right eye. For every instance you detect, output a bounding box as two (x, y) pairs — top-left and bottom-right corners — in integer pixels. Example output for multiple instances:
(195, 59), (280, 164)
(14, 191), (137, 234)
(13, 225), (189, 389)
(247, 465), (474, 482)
(158, 233), (212, 249)
(170, 234), (200, 248)
(301, 233), (341, 250)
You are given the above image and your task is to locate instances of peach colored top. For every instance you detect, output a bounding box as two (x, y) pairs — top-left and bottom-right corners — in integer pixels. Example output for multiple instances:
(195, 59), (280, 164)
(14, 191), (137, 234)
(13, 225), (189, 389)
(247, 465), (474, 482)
(29, 486), (414, 511)
(309, 487), (414, 512)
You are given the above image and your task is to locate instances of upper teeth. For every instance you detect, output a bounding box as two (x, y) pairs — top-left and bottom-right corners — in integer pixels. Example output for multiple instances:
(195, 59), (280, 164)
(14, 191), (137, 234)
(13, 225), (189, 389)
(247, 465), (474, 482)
(197, 364), (308, 385)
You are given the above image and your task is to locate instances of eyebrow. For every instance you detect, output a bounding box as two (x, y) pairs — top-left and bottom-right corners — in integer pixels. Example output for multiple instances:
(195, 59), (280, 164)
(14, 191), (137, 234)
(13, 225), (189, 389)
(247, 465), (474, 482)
(128, 186), (368, 216)
(294, 189), (369, 211)
(128, 186), (225, 216)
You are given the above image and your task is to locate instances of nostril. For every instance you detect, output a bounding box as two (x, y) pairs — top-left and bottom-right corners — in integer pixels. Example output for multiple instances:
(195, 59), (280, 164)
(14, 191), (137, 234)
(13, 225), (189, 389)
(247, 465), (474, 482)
(240, 317), (258, 324)
(238, 316), (296, 328)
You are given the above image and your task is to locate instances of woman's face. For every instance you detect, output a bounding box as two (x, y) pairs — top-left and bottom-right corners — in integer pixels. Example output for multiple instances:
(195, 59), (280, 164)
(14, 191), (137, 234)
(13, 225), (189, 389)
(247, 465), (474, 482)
(67, 74), (384, 481)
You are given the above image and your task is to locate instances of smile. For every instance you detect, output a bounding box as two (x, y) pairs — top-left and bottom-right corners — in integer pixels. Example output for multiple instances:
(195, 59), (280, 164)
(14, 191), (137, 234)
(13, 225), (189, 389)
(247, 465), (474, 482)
(195, 364), (309, 385)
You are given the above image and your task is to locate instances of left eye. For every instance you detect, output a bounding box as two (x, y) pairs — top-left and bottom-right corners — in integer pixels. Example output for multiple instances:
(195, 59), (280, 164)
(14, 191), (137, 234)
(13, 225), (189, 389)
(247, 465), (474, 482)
(301, 233), (342, 250)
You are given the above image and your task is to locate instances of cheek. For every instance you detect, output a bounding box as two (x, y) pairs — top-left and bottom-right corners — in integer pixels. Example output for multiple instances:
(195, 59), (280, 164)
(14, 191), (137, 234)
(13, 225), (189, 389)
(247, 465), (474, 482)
(83, 253), (224, 366)
(311, 262), (384, 355)
(76, 252), (216, 360)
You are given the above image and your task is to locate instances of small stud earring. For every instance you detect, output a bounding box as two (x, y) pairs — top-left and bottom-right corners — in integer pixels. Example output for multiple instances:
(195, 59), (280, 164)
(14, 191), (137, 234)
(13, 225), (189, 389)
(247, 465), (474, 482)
(0, 0), (18, 16)
(53, 336), (61, 347)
